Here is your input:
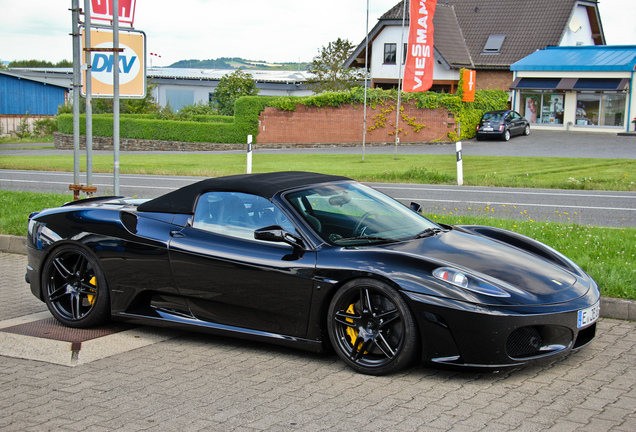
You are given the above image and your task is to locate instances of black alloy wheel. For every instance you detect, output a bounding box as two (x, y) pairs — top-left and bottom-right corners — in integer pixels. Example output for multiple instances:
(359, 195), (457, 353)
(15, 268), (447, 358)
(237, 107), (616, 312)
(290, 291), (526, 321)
(328, 278), (419, 375)
(41, 245), (110, 328)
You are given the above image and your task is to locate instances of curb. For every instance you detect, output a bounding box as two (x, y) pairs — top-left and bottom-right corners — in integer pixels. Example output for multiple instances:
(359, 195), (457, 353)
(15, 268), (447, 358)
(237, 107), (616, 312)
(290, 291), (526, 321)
(0, 235), (27, 255)
(1, 234), (634, 321)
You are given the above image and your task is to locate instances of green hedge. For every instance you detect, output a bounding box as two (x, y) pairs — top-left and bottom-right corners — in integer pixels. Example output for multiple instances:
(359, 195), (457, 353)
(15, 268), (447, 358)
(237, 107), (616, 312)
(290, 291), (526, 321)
(58, 115), (245, 143)
(58, 89), (507, 143)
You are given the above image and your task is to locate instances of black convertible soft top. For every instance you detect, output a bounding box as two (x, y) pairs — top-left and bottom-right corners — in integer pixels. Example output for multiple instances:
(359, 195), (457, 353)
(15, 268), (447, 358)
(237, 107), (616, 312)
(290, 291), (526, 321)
(137, 171), (352, 214)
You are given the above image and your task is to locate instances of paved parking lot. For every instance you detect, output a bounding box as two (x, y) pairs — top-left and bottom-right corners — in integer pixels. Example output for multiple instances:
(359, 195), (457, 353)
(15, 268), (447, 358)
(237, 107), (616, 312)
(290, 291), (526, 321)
(1, 252), (635, 432)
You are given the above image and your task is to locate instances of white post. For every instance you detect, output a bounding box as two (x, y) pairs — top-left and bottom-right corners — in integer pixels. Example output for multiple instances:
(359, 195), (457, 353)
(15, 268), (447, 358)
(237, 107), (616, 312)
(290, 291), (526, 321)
(456, 140), (463, 186)
(246, 135), (253, 174)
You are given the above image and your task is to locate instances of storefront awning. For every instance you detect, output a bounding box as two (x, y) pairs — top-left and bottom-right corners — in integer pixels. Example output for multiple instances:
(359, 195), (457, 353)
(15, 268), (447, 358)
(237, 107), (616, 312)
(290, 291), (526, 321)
(510, 78), (561, 89)
(511, 77), (630, 91)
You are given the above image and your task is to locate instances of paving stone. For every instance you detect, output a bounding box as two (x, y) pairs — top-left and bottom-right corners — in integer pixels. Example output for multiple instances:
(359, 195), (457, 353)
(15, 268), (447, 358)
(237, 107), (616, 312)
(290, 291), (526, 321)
(1, 252), (635, 431)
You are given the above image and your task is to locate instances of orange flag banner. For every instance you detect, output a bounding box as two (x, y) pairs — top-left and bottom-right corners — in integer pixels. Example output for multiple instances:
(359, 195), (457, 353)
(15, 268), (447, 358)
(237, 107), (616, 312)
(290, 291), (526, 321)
(404, 0), (437, 92)
(462, 69), (476, 102)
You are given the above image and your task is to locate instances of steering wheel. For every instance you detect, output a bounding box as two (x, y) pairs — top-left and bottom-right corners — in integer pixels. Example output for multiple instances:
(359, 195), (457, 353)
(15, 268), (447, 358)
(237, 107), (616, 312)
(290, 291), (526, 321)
(352, 211), (377, 237)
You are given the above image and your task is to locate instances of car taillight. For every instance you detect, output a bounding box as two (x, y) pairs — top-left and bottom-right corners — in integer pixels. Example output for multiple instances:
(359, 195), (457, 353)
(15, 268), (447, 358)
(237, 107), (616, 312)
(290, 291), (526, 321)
(476, 125), (480, 131)
(499, 125), (504, 131)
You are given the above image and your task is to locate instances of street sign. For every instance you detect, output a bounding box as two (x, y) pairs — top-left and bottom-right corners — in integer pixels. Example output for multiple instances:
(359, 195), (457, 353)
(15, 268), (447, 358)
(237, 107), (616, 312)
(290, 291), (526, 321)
(80, 27), (146, 98)
(90, 0), (137, 25)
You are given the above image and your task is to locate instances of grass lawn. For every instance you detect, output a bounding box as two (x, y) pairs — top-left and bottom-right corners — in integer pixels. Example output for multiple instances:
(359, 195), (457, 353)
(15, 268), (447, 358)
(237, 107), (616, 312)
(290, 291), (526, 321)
(1, 189), (634, 301)
(1, 153), (634, 190)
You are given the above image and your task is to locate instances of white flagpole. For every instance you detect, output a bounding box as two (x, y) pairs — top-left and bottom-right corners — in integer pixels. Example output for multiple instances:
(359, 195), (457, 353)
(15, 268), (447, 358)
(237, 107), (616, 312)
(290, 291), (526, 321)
(362, 0), (370, 162)
(395, 0), (408, 159)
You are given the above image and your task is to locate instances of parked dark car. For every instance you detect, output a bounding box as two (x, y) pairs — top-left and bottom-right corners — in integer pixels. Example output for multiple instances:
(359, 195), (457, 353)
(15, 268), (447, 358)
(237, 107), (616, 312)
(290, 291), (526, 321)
(26, 172), (599, 375)
(476, 110), (530, 141)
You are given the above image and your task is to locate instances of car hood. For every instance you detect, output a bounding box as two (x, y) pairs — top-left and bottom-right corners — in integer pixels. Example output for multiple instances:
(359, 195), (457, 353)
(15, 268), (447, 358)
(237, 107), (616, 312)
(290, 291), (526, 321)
(384, 230), (587, 305)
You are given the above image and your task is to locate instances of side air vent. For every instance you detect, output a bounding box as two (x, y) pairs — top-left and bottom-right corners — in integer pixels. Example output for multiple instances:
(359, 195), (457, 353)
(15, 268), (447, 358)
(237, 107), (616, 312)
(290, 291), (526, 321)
(120, 212), (138, 234)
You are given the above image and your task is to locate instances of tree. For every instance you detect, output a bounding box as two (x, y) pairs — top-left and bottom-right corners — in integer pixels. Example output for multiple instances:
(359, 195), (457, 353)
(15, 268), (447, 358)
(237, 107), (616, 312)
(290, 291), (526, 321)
(213, 69), (259, 116)
(307, 38), (364, 94)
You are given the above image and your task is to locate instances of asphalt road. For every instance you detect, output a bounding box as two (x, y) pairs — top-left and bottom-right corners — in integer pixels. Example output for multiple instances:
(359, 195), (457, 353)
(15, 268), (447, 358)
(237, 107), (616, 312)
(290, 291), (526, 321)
(1, 169), (635, 228)
(1, 130), (635, 227)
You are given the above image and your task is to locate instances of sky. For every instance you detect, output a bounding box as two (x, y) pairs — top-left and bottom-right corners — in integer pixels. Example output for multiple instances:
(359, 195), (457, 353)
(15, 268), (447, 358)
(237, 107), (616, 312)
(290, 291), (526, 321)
(1, 0), (635, 67)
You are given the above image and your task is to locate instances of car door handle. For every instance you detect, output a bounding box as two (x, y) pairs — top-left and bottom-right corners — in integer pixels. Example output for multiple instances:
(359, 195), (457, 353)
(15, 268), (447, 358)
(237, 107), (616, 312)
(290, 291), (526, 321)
(170, 230), (185, 238)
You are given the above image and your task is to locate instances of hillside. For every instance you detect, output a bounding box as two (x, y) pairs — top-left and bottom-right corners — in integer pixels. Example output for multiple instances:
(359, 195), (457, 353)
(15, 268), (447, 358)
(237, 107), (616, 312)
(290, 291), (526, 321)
(168, 57), (310, 71)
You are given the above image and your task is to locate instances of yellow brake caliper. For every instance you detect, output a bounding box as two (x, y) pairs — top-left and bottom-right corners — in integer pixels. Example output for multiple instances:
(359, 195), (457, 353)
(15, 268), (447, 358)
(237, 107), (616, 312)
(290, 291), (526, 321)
(346, 304), (368, 354)
(87, 276), (97, 306)
(345, 304), (358, 344)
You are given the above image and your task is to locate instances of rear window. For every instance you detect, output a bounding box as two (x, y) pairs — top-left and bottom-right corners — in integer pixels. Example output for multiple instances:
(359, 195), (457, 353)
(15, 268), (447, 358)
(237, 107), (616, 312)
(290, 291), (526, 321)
(482, 112), (503, 122)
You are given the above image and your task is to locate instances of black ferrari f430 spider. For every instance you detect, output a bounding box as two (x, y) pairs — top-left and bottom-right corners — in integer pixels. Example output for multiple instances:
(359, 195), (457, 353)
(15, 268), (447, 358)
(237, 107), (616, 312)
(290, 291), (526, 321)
(26, 172), (600, 375)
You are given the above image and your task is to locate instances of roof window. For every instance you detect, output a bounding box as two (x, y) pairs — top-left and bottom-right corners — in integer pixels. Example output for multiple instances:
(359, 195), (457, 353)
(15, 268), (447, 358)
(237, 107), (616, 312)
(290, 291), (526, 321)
(482, 35), (505, 54)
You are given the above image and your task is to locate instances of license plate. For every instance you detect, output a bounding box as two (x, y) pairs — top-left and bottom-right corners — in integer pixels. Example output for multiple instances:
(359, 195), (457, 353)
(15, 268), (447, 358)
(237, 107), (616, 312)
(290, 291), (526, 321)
(577, 302), (600, 328)
(483, 127), (493, 131)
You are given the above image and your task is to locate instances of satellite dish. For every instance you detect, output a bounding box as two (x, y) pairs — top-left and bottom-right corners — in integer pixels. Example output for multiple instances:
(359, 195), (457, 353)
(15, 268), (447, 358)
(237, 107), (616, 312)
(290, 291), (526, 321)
(569, 17), (582, 33)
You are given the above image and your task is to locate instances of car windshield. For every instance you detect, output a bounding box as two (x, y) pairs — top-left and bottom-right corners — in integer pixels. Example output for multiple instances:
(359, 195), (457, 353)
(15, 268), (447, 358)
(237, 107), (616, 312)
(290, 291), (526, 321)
(284, 182), (441, 246)
(482, 112), (503, 122)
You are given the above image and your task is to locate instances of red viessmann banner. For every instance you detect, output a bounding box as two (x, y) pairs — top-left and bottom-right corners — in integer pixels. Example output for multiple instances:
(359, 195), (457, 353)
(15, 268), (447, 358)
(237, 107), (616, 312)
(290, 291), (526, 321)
(404, 0), (437, 92)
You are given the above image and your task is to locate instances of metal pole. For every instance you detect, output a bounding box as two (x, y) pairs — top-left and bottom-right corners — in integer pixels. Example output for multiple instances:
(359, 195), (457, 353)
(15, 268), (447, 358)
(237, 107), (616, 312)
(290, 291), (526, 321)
(247, 135), (253, 174)
(113, 0), (120, 196)
(361, 0), (370, 162)
(71, 0), (81, 189)
(395, 0), (408, 160)
(83, 0), (93, 190)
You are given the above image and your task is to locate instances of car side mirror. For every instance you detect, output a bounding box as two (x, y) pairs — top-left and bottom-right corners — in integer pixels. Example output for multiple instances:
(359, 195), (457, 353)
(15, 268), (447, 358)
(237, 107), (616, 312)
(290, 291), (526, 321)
(254, 225), (305, 249)
(410, 202), (423, 214)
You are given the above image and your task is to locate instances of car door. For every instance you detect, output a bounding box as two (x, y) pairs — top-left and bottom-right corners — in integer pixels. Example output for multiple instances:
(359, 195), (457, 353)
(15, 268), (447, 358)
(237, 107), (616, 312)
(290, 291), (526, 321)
(168, 192), (317, 338)
(510, 111), (524, 135)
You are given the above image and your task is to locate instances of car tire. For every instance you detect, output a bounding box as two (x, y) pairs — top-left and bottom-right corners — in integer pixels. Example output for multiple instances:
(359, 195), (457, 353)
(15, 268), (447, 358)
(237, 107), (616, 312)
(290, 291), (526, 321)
(523, 125), (530, 136)
(327, 278), (419, 375)
(503, 129), (511, 141)
(41, 244), (110, 328)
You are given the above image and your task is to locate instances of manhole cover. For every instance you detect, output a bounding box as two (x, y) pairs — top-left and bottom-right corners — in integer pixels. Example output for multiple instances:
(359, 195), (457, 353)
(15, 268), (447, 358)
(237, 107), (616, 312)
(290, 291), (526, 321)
(0, 318), (136, 344)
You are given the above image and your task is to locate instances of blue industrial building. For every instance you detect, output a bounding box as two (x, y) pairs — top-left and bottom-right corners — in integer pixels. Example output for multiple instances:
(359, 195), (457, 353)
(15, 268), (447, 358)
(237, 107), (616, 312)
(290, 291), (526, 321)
(0, 70), (69, 115)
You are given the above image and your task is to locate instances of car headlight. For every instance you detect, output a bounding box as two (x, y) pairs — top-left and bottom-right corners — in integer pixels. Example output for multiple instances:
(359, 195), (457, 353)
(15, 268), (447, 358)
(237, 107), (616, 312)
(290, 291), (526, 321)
(433, 267), (510, 298)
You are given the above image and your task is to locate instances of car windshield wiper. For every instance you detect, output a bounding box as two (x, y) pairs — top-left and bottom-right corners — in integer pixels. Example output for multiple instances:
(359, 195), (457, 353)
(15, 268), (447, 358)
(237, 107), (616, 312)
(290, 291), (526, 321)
(333, 236), (399, 245)
(413, 227), (444, 239)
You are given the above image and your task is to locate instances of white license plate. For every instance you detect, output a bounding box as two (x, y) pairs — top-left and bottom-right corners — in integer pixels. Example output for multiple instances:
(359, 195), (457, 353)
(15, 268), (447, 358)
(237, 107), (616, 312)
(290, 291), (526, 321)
(577, 302), (600, 328)
(483, 127), (493, 131)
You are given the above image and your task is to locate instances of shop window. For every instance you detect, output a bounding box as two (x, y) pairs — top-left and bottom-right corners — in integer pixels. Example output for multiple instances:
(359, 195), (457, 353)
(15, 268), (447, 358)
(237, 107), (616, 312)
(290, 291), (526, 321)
(601, 93), (626, 126)
(520, 91), (564, 125)
(576, 92), (626, 126)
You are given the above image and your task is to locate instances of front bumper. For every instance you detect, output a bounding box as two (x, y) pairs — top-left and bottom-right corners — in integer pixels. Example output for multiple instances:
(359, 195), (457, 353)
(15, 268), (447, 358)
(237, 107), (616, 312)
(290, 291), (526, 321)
(403, 289), (599, 368)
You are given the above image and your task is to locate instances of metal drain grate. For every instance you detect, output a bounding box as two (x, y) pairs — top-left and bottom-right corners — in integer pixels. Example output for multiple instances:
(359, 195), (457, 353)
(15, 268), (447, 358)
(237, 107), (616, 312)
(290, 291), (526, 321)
(0, 318), (136, 344)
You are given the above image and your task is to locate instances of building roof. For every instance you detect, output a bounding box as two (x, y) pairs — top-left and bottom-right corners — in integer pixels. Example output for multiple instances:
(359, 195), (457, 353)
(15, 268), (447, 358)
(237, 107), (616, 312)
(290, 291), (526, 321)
(447, 0), (603, 69)
(149, 68), (312, 84)
(0, 69), (71, 89)
(346, 2), (472, 69)
(6, 67), (312, 86)
(349, 0), (605, 71)
(511, 45), (636, 71)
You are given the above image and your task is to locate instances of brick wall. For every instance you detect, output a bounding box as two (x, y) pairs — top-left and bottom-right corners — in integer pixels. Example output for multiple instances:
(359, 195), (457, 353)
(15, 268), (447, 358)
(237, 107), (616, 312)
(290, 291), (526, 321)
(257, 102), (455, 145)
(54, 102), (457, 150)
(475, 70), (514, 92)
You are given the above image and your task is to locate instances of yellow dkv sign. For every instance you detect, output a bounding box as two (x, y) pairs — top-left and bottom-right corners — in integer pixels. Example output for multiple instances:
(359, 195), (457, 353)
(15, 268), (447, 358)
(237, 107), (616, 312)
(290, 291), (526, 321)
(81, 27), (146, 98)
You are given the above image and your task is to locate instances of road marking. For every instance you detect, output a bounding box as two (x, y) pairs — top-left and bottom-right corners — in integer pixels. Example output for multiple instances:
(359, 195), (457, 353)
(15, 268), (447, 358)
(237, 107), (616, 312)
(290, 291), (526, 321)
(374, 185), (636, 200)
(399, 198), (636, 212)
